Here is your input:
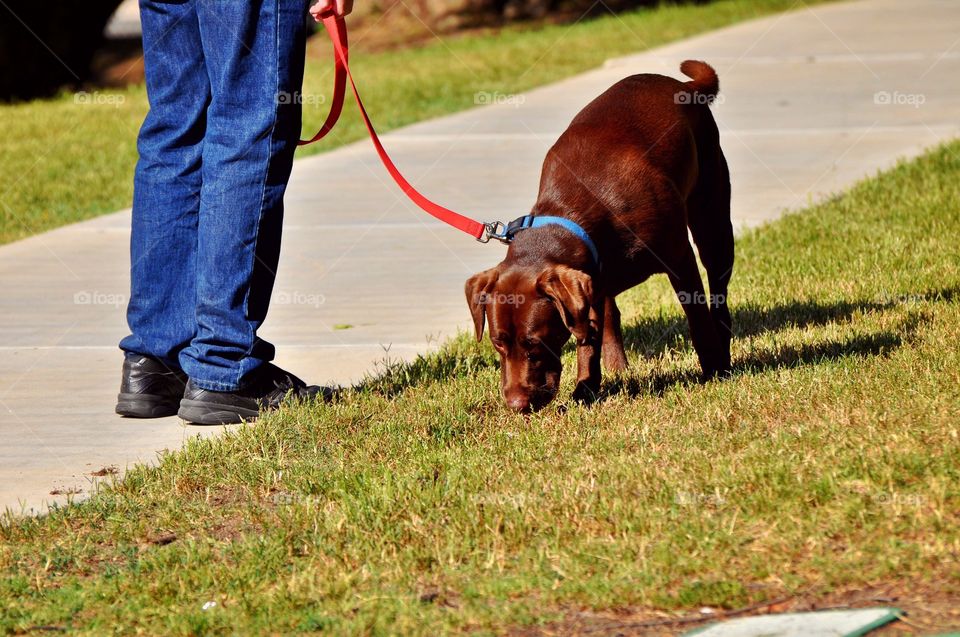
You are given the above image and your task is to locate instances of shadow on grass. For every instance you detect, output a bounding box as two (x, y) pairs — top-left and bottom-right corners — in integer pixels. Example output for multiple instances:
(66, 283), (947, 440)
(603, 329), (906, 400)
(622, 286), (955, 359)
(603, 292), (945, 400)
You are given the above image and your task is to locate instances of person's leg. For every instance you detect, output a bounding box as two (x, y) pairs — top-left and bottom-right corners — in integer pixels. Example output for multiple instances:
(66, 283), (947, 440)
(178, 0), (309, 391)
(120, 0), (208, 369)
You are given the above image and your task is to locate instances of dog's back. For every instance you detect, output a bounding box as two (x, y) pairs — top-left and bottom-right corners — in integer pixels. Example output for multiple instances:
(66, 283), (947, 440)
(538, 61), (722, 209)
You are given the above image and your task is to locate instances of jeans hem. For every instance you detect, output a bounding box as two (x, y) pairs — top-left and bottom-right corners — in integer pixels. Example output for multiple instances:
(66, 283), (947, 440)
(188, 377), (243, 392)
(119, 343), (184, 372)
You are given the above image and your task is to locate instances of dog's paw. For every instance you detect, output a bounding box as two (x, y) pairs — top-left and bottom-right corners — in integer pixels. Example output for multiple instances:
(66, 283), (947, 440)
(572, 380), (601, 404)
(701, 363), (732, 382)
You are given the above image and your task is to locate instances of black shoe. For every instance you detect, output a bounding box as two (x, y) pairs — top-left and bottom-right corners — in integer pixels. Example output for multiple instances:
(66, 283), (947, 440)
(177, 363), (331, 425)
(116, 354), (188, 418)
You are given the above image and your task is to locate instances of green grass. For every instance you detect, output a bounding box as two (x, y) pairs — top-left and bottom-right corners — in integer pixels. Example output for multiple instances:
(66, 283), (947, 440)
(3, 140), (959, 634)
(0, 0), (832, 245)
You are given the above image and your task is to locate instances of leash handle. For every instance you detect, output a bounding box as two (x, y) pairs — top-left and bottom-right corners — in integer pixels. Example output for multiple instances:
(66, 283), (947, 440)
(300, 15), (487, 240)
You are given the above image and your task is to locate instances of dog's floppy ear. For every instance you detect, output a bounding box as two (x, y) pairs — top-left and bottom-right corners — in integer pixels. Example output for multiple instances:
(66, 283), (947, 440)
(464, 266), (500, 341)
(537, 264), (595, 342)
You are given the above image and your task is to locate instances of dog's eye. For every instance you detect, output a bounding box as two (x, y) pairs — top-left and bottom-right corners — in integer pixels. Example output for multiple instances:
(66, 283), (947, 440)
(523, 341), (542, 361)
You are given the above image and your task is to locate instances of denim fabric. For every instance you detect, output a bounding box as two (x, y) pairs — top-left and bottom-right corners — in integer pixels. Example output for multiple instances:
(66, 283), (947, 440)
(121, 0), (309, 391)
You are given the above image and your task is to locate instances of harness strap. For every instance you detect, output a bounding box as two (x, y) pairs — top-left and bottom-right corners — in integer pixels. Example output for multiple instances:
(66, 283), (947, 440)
(504, 215), (601, 270)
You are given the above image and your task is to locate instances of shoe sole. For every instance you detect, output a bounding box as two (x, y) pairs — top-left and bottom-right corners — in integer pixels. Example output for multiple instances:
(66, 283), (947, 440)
(116, 393), (180, 418)
(177, 399), (259, 425)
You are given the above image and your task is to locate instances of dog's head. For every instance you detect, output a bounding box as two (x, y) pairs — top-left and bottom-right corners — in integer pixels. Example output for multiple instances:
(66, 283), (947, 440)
(465, 263), (594, 412)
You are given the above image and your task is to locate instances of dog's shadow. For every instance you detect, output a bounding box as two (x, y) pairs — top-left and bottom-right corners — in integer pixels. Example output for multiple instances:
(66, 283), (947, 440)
(359, 287), (953, 402)
(600, 286), (955, 400)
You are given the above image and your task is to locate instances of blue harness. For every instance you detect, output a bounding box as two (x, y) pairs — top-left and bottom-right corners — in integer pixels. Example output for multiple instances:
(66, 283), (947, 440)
(483, 215), (601, 270)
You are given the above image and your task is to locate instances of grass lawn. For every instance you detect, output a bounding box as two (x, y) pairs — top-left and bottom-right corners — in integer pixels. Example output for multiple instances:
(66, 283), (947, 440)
(0, 0), (837, 245)
(2, 137), (959, 633)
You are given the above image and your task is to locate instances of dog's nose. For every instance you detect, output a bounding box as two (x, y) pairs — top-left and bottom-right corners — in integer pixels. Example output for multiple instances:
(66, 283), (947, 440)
(504, 392), (530, 413)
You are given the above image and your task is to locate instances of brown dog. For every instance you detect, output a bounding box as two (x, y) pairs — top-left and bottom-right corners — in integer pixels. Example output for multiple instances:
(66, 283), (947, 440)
(465, 61), (733, 412)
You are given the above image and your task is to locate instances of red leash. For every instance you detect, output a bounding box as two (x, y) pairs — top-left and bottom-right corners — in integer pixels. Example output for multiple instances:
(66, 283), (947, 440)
(300, 15), (493, 241)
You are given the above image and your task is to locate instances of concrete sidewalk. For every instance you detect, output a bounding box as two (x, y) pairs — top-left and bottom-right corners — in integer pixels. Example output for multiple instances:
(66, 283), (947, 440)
(2, 0), (958, 514)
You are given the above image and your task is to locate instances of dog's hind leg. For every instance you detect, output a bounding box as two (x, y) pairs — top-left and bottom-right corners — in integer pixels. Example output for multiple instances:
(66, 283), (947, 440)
(667, 241), (727, 379)
(688, 153), (734, 372)
(602, 296), (629, 372)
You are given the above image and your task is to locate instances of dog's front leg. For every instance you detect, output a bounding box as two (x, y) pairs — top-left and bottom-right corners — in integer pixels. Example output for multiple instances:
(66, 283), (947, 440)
(572, 301), (604, 403)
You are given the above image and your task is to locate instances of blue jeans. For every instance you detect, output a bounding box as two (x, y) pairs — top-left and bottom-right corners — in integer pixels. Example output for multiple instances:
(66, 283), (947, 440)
(121, 0), (309, 391)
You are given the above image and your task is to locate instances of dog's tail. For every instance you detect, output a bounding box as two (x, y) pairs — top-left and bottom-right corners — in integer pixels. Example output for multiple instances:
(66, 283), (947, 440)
(679, 60), (719, 104)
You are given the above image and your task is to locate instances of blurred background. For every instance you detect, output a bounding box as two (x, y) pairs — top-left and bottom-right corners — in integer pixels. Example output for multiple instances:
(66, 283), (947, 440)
(0, 0), (706, 101)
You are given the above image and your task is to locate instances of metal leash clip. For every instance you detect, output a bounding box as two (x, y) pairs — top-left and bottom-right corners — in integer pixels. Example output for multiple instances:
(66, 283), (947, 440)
(477, 221), (511, 244)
